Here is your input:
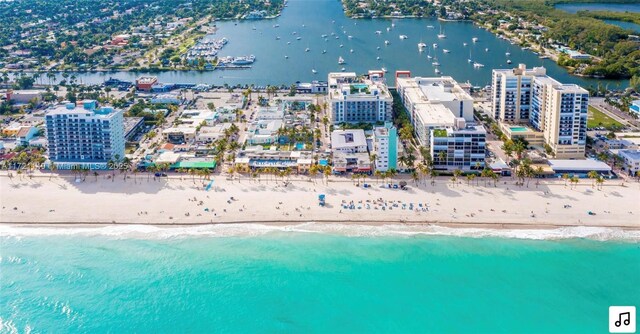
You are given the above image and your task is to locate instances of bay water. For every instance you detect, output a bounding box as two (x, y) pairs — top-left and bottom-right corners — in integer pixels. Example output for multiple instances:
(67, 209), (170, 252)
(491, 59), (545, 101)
(38, 0), (629, 89)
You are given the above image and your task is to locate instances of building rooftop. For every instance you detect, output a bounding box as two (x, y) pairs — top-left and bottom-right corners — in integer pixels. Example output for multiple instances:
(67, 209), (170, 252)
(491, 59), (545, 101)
(618, 149), (640, 160)
(45, 103), (120, 119)
(548, 159), (612, 172)
(331, 129), (367, 150)
(414, 103), (456, 126)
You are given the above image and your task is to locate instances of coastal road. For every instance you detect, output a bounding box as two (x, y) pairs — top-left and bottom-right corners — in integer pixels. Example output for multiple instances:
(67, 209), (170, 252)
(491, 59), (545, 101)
(589, 97), (639, 131)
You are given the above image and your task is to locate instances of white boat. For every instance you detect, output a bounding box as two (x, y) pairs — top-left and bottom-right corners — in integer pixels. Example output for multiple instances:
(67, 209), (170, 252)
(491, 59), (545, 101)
(285, 55), (289, 59)
(341, 67), (346, 72)
(472, 37), (478, 43)
(426, 25), (435, 29)
(505, 51), (511, 56)
(375, 30), (382, 34)
(296, 37), (302, 40)
(432, 57), (440, 66)
(386, 27), (391, 32)
(418, 42), (427, 49)
(399, 35), (408, 40)
(392, 23), (395, 28)
(463, 42), (467, 46)
(252, 26), (257, 30)
(376, 56), (380, 60)
(384, 40), (390, 45)
(433, 43), (438, 48)
(338, 56), (345, 64)
(273, 24), (280, 28)
(348, 35), (353, 39)
(276, 36), (281, 40)
(468, 50), (472, 63)
(473, 62), (484, 68)
(302, 24), (306, 27)
(485, 48), (489, 52)
(321, 34), (327, 38)
(381, 67), (388, 73)
(312, 69), (317, 74)
(350, 49), (354, 53)
(507, 59), (512, 64)
(435, 68), (441, 74)
(287, 41), (291, 45)
(437, 26), (446, 39)
(305, 48), (310, 52)
(335, 36), (339, 39)
(292, 31), (297, 35)
(377, 46), (381, 50)
(443, 49), (450, 53)
(322, 50), (327, 54)
(339, 44), (344, 48)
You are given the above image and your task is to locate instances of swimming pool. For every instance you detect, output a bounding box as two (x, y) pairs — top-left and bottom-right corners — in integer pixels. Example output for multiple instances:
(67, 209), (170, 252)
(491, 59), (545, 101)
(510, 127), (529, 132)
(296, 142), (305, 150)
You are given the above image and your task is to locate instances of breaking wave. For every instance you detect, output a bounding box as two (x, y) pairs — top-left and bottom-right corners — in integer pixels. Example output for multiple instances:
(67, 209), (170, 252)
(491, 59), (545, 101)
(0, 223), (639, 242)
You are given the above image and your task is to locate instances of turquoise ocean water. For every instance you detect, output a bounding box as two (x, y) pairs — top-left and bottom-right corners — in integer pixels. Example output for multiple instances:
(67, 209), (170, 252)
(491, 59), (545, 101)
(1, 225), (639, 333)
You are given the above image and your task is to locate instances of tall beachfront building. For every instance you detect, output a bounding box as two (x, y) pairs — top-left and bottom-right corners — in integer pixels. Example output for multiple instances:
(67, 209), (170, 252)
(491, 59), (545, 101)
(373, 122), (398, 172)
(45, 100), (125, 168)
(327, 71), (393, 124)
(396, 73), (485, 172)
(491, 64), (589, 159)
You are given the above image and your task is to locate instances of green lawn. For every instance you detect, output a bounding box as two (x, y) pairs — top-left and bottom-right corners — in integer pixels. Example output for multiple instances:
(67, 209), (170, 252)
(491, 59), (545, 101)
(587, 106), (623, 130)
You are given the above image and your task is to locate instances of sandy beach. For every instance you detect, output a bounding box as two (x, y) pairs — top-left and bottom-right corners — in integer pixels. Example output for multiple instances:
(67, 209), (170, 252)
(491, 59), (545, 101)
(1, 171), (639, 230)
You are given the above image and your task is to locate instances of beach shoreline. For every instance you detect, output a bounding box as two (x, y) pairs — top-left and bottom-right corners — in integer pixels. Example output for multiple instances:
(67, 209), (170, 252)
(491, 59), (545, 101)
(2, 171), (639, 233)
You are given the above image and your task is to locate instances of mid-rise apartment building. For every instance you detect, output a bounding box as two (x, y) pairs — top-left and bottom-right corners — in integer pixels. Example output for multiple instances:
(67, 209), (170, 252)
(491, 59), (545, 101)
(373, 122), (398, 172)
(327, 72), (392, 124)
(45, 101), (125, 166)
(396, 74), (485, 171)
(491, 64), (588, 159)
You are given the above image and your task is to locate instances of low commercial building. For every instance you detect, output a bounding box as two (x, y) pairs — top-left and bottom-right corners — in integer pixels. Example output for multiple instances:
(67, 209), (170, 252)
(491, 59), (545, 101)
(234, 149), (313, 174)
(547, 159), (612, 177)
(124, 117), (144, 140)
(618, 149), (640, 176)
(331, 129), (368, 154)
(15, 126), (39, 146)
(6, 90), (42, 104)
(150, 93), (182, 105)
(296, 81), (328, 94)
(631, 100), (640, 115)
(136, 76), (158, 91)
(162, 126), (197, 144)
(196, 124), (232, 144)
(180, 110), (217, 126)
(246, 120), (283, 145)
(333, 151), (372, 174)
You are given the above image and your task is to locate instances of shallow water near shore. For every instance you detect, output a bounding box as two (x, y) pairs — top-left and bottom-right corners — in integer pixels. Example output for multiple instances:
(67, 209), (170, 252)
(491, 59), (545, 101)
(2, 228), (639, 333)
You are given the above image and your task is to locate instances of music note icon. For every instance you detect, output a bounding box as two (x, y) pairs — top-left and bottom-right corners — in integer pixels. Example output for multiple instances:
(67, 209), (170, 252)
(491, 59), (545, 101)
(615, 312), (631, 327)
(609, 306), (636, 333)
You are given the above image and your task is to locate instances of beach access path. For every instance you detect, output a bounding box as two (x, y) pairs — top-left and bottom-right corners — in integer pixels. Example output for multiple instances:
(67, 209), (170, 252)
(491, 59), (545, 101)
(1, 172), (639, 229)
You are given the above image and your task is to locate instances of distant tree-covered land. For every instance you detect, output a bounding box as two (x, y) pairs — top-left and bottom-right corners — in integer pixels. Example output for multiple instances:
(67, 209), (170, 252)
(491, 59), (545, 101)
(0, 0), (284, 70)
(341, 0), (436, 18)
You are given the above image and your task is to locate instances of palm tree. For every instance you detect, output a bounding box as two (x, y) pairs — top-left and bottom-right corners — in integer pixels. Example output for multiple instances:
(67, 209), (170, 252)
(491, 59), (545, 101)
(323, 166), (331, 184)
(570, 176), (579, 189)
(466, 174), (475, 186)
(561, 173), (570, 187)
(48, 162), (57, 180)
(453, 169), (462, 186)
(587, 170), (598, 187)
(596, 176), (604, 190)
(411, 170), (419, 185)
